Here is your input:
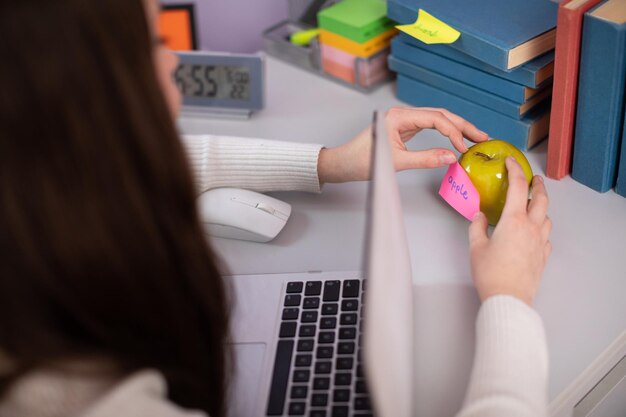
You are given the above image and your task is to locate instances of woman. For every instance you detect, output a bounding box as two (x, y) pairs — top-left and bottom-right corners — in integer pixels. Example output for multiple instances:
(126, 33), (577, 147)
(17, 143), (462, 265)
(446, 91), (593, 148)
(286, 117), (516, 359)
(0, 0), (551, 416)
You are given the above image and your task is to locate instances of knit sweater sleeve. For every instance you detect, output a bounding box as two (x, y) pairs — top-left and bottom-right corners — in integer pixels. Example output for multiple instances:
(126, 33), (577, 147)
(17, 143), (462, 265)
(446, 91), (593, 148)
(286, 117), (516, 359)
(180, 134), (324, 194)
(456, 295), (549, 417)
(82, 370), (207, 417)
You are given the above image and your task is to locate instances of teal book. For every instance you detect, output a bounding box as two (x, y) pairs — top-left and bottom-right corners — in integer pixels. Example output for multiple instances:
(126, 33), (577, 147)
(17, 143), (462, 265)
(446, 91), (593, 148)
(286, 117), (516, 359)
(396, 74), (551, 151)
(615, 108), (626, 197)
(388, 56), (551, 119)
(571, 0), (626, 193)
(396, 32), (554, 88)
(387, 0), (558, 70)
(391, 36), (550, 104)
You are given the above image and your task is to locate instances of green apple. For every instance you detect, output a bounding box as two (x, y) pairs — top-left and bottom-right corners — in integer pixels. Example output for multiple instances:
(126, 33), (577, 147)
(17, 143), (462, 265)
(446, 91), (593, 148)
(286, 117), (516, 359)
(459, 140), (533, 225)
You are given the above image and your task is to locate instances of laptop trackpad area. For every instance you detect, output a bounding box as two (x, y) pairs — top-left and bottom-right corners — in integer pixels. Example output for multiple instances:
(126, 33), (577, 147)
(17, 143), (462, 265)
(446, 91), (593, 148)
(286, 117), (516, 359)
(229, 343), (267, 417)
(229, 274), (284, 343)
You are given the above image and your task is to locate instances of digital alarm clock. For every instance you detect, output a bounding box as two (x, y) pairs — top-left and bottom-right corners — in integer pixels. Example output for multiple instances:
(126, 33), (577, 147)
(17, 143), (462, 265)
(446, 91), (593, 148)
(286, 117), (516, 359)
(174, 51), (264, 118)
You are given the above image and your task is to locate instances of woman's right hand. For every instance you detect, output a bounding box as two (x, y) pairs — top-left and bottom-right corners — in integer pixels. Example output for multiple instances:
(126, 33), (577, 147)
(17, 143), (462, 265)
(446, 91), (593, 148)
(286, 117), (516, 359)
(468, 157), (552, 306)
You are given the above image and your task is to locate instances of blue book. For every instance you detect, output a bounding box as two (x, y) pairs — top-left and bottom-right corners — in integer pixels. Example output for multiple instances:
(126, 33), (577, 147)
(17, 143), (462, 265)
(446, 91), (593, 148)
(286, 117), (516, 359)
(391, 36), (548, 104)
(396, 75), (551, 151)
(387, 0), (558, 71)
(571, 0), (626, 193)
(615, 106), (626, 197)
(396, 32), (554, 88)
(388, 56), (551, 119)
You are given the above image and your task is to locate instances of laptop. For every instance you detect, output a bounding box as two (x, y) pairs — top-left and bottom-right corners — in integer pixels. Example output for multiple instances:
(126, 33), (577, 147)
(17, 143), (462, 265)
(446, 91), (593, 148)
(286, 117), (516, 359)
(226, 110), (415, 417)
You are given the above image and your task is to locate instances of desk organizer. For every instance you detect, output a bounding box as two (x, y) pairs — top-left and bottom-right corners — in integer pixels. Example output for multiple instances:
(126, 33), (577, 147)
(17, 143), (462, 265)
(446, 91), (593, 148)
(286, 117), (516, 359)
(263, 19), (392, 93)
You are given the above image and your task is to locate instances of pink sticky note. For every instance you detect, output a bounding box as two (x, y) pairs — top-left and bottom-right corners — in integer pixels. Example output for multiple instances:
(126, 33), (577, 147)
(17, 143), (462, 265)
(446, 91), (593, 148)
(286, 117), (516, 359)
(438, 162), (480, 221)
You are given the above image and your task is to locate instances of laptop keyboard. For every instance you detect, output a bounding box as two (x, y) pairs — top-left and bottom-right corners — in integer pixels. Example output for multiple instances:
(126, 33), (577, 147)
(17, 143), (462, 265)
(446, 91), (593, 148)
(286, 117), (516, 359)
(266, 279), (373, 417)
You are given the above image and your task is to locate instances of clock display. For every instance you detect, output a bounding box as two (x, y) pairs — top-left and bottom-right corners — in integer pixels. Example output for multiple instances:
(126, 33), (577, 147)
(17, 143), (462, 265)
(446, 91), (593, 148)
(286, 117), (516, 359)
(174, 51), (263, 115)
(174, 64), (251, 101)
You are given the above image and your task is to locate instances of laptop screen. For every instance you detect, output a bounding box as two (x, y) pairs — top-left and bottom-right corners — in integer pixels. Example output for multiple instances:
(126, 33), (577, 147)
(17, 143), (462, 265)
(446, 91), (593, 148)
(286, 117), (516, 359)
(363, 110), (415, 417)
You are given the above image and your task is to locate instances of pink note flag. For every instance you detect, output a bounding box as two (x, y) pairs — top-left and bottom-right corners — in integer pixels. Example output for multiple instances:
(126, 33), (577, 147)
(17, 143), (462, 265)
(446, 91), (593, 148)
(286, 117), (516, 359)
(438, 162), (480, 221)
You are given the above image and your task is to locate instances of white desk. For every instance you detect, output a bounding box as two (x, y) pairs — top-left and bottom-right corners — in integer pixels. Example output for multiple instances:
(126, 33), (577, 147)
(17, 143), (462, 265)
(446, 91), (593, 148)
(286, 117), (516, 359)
(179, 56), (626, 416)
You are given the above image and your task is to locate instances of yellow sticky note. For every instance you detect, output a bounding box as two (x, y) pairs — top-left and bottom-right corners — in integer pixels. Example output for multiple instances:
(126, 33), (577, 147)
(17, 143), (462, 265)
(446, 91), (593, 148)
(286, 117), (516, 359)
(396, 9), (460, 44)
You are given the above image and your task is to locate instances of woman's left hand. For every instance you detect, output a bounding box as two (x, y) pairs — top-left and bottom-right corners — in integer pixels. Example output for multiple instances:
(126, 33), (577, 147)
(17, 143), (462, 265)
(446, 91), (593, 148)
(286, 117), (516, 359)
(318, 106), (489, 183)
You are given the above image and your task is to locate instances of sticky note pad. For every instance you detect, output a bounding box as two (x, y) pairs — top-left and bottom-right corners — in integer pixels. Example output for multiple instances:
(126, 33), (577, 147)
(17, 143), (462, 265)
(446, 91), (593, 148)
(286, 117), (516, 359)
(438, 162), (480, 221)
(158, 5), (197, 50)
(318, 0), (395, 44)
(396, 9), (460, 44)
(319, 27), (396, 58)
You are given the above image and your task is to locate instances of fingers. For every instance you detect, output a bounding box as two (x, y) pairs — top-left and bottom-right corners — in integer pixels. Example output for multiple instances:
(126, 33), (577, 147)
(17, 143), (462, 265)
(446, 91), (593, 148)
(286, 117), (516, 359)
(544, 240), (552, 262)
(528, 176), (549, 224)
(415, 110), (468, 153)
(501, 157), (531, 217)
(469, 212), (489, 248)
(420, 107), (489, 146)
(542, 216), (552, 242)
(386, 107), (488, 154)
(395, 148), (457, 170)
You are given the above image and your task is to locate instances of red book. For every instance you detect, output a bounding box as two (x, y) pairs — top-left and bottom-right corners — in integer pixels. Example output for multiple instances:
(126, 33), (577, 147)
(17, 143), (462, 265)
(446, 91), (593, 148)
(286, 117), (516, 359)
(546, 0), (604, 180)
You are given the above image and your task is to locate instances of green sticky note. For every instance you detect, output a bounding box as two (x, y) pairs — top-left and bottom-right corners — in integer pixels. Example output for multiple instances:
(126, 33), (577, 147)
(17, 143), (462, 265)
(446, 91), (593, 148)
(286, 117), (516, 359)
(317, 0), (394, 44)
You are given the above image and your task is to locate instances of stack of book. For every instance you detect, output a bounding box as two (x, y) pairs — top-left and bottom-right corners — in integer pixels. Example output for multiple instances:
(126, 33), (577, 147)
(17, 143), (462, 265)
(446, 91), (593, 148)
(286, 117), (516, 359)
(385, 0), (558, 151)
(317, 0), (396, 88)
(547, 0), (626, 197)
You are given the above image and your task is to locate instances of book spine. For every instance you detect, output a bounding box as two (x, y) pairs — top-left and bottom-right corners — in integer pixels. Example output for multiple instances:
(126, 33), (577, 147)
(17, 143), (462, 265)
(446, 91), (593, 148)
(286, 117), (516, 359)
(546, 0), (604, 180)
(571, 16), (626, 192)
(388, 56), (547, 119)
(615, 106), (626, 197)
(396, 33), (540, 87)
(396, 75), (549, 151)
(387, 1), (509, 70)
(546, 6), (579, 179)
(391, 37), (528, 103)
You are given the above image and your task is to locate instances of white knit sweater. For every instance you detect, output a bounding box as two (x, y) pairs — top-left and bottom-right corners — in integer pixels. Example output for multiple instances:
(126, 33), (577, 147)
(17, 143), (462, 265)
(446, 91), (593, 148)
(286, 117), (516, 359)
(180, 135), (324, 194)
(0, 135), (548, 417)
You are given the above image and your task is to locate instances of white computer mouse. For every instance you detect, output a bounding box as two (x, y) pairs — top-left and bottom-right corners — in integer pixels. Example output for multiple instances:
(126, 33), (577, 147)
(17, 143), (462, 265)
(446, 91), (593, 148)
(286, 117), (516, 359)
(197, 187), (292, 243)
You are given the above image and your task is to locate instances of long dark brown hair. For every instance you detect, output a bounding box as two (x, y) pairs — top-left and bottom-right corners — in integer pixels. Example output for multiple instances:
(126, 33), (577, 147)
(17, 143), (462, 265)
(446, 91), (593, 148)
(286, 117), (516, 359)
(0, 0), (230, 415)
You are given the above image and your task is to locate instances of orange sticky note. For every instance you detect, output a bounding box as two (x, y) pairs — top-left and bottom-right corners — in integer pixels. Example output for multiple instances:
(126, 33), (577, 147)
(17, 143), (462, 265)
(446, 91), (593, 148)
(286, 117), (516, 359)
(439, 162), (480, 221)
(158, 7), (196, 51)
